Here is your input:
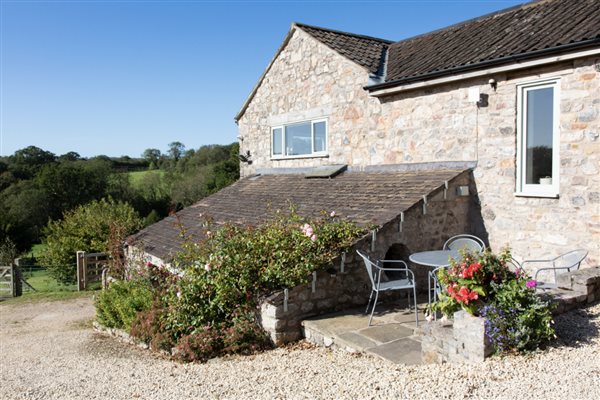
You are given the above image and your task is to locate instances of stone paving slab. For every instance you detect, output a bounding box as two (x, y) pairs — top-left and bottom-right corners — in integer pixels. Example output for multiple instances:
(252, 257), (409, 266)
(359, 323), (414, 343)
(367, 337), (423, 365)
(302, 303), (426, 365)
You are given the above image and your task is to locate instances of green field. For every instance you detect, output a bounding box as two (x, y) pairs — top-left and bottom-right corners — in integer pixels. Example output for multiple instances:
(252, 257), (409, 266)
(2, 268), (96, 305)
(128, 169), (165, 188)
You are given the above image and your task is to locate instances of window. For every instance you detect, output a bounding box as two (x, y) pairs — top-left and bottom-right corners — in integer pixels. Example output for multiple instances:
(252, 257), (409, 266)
(516, 79), (560, 197)
(271, 119), (327, 158)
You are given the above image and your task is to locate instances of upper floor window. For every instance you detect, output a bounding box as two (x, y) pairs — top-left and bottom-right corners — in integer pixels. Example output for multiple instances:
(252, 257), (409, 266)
(271, 119), (327, 158)
(516, 78), (560, 197)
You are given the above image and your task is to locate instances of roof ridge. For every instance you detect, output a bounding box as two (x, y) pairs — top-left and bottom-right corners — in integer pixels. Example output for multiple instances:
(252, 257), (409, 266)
(294, 22), (394, 45)
(388, 0), (533, 46)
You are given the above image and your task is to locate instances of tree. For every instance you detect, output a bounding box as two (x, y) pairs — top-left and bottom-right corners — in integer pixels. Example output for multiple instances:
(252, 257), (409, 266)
(9, 146), (56, 180)
(35, 160), (111, 220)
(40, 198), (142, 284)
(167, 142), (185, 162)
(142, 148), (162, 169)
(58, 152), (81, 162)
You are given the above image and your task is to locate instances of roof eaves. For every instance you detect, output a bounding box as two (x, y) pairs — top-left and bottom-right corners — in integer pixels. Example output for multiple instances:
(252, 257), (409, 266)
(365, 38), (600, 93)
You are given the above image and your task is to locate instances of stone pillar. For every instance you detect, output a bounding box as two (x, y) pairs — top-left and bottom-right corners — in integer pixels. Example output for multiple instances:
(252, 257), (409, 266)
(449, 311), (493, 363)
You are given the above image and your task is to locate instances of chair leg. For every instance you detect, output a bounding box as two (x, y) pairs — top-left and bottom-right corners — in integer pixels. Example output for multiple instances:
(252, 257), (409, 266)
(365, 290), (374, 314)
(368, 290), (380, 326)
(413, 285), (419, 327)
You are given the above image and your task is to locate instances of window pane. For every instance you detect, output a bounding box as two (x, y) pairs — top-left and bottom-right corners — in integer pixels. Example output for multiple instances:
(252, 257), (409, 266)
(272, 128), (282, 155)
(525, 87), (554, 184)
(313, 121), (326, 152)
(285, 123), (311, 156)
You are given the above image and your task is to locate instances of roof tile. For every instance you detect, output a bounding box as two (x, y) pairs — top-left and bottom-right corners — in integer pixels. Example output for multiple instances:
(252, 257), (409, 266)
(128, 169), (468, 261)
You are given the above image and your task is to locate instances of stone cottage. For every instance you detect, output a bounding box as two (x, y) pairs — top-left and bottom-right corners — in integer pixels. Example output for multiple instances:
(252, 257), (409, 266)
(128, 0), (599, 342)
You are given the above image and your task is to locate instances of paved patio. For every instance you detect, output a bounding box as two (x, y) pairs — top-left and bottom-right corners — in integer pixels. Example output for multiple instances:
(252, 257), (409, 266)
(302, 302), (427, 365)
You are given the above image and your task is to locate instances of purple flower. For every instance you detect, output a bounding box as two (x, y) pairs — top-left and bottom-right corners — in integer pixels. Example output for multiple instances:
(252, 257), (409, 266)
(526, 280), (537, 288)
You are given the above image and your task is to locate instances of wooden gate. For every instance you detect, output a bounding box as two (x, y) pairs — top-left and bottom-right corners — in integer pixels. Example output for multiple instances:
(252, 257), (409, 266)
(76, 251), (109, 291)
(0, 265), (22, 298)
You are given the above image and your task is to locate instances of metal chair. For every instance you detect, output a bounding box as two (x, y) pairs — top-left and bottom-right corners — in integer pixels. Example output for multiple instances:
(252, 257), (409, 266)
(428, 266), (446, 306)
(521, 249), (588, 290)
(356, 250), (418, 327)
(443, 234), (485, 253)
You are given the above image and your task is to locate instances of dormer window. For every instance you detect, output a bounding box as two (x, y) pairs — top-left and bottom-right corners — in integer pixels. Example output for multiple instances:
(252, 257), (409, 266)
(271, 119), (327, 158)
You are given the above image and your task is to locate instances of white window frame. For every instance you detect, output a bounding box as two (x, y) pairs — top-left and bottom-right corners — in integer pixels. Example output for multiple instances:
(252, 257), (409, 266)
(271, 118), (328, 159)
(515, 78), (560, 198)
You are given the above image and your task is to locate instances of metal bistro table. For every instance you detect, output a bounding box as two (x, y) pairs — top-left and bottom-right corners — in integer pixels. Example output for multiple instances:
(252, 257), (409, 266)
(409, 249), (461, 306)
(408, 249), (461, 268)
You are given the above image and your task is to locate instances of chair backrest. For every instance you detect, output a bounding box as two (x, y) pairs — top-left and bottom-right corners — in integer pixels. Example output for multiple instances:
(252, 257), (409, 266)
(443, 234), (484, 253)
(429, 266), (446, 290)
(553, 249), (588, 271)
(506, 258), (523, 274)
(356, 250), (377, 289)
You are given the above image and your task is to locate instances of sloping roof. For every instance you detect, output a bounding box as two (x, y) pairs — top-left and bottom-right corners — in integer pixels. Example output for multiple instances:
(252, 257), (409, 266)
(381, 0), (600, 86)
(235, 22), (390, 122)
(128, 168), (468, 261)
(296, 23), (392, 76)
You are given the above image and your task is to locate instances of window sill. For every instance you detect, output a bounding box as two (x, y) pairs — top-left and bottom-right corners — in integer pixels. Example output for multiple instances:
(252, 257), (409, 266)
(514, 192), (559, 199)
(271, 154), (329, 161)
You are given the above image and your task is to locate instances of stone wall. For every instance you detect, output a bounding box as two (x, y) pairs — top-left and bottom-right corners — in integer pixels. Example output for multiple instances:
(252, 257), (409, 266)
(259, 172), (477, 344)
(237, 26), (599, 268)
(421, 311), (493, 364)
(422, 266), (600, 364)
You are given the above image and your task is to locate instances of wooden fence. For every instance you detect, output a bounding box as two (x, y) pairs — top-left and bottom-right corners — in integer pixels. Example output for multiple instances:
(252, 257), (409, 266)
(76, 251), (109, 291)
(0, 265), (22, 298)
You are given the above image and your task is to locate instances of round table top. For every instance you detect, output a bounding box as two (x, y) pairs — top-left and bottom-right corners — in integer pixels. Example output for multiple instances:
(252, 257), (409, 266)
(409, 250), (460, 268)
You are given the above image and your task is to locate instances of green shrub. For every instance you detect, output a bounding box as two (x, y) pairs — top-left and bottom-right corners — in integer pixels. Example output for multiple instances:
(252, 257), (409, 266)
(40, 198), (142, 284)
(125, 209), (364, 362)
(165, 209), (365, 340)
(95, 278), (153, 330)
(480, 278), (555, 352)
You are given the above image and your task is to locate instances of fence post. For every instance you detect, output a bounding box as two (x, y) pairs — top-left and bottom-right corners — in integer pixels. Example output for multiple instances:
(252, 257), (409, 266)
(12, 258), (22, 297)
(77, 251), (86, 291)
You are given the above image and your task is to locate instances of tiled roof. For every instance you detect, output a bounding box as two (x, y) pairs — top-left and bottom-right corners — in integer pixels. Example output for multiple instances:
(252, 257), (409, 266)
(383, 0), (600, 84)
(128, 168), (468, 261)
(296, 23), (392, 75)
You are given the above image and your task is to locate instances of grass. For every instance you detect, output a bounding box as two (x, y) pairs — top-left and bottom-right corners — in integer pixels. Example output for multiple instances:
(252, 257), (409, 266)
(1, 268), (97, 305)
(128, 169), (165, 188)
(29, 243), (47, 259)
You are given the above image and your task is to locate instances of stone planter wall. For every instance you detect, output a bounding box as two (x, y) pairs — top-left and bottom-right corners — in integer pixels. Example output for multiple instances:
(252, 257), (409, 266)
(421, 311), (493, 364)
(421, 266), (600, 364)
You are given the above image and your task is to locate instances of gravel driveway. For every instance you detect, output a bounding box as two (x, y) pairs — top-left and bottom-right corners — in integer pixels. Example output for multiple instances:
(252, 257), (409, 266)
(1, 296), (599, 399)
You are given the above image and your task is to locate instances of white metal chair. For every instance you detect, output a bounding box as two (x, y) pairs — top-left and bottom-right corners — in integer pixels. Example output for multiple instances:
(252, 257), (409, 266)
(443, 234), (485, 253)
(356, 250), (418, 327)
(521, 249), (588, 290)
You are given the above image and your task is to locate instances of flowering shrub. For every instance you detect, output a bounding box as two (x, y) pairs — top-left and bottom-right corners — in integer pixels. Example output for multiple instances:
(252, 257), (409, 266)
(433, 249), (514, 316)
(481, 278), (554, 352)
(104, 209), (365, 361)
(431, 248), (555, 353)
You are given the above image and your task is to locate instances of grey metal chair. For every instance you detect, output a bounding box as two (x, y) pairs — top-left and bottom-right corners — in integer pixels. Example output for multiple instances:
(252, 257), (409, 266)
(427, 266), (446, 318)
(356, 250), (418, 327)
(521, 249), (588, 290)
(443, 234), (485, 253)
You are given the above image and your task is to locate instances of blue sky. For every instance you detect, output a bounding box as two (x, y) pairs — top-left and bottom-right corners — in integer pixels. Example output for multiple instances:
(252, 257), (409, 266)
(1, 0), (524, 158)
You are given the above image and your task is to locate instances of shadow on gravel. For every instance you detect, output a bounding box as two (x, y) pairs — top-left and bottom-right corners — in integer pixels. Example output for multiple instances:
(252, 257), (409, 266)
(551, 300), (599, 349)
(83, 332), (162, 361)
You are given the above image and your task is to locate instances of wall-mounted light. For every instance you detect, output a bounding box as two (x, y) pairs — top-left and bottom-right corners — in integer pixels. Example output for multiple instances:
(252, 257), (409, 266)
(488, 78), (497, 91)
(238, 150), (252, 164)
(237, 135), (244, 142)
